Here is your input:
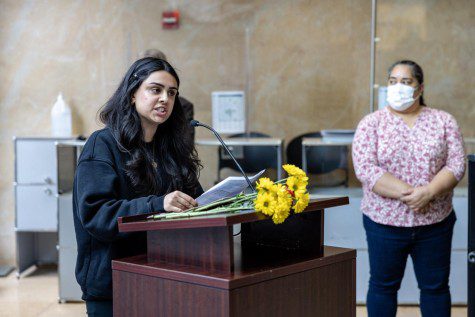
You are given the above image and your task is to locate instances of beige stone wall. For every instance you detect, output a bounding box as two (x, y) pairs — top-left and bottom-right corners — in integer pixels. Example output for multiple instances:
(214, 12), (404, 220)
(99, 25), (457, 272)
(0, 0), (473, 265)
(375, 0), (475, 134)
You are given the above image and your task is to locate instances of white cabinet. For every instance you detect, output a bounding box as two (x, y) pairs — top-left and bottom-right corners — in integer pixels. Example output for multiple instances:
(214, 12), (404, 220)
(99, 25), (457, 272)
(16, 185), (57, 230)
(14, 137), (73, 276)
(16, 139), (58, 184)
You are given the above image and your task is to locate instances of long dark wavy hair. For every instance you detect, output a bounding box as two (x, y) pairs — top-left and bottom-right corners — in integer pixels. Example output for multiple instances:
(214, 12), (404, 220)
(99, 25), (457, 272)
(388, 60), (426, 106)
(99, 57), (201, 195)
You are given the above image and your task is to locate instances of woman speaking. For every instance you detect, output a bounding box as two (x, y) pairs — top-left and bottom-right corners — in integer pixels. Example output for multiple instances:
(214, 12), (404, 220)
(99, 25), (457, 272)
(73, 57), (203, 316)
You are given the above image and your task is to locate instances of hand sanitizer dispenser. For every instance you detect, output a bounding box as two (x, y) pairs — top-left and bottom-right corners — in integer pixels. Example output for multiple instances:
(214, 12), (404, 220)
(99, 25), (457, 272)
(51, 93), (72, 137)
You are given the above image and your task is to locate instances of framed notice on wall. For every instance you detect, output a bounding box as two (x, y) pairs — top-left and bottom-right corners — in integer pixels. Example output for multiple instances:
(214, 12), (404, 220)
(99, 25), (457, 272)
(211, 91), (245, 134)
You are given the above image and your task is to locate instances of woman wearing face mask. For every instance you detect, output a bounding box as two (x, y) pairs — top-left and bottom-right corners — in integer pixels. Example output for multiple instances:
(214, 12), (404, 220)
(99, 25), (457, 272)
(73, 57), (203, 316)
(352, 60), (465, 317)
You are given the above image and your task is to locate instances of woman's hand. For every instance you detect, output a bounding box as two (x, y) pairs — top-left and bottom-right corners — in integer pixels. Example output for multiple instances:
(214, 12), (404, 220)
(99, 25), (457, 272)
(372, 172), (414, 200)
(400, 186), (434, 212)
(164, 191), (198, 213)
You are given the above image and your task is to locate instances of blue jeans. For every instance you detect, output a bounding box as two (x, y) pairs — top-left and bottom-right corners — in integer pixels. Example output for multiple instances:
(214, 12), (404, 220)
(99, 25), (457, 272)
(363, 211), (456, 317)
(86, 300), (112, 317)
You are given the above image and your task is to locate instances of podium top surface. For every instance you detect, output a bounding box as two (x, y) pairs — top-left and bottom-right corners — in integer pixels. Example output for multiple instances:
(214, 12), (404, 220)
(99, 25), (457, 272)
(118, 196), (349, 233)
(112, 245), (356, 290)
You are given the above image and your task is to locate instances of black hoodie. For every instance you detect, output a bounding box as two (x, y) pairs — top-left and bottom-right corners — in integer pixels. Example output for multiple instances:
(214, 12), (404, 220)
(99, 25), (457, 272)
(73, 128), (203, 300)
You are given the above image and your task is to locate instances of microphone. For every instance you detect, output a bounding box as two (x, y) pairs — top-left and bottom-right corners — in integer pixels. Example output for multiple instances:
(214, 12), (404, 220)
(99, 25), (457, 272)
(191, 120), (256, 193)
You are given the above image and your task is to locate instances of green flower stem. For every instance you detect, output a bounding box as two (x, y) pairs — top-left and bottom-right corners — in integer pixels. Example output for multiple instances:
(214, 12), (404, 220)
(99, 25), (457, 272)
(158, 206), (246, 220)
(191, 193), (256, 212)
(227, 194), (256, 206)
(168, 207), (243, 218)
(148, 186), (273, 220)
(189, 196), (230, 212)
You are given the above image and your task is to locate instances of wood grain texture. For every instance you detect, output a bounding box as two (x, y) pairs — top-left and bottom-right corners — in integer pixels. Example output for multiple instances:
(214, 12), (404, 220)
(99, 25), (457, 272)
(117, 197), (349, 232)
(147, 225), (234, 272)
(229, 258), (356, 317)
(113, 270), (229, 317)
(112, 246), (356, 290)
(113, 196), (355, 316)
(112, 248), (356, 317)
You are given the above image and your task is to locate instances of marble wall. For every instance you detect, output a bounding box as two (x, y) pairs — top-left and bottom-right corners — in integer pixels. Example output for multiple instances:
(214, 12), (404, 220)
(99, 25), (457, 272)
(0, 0), (473, 266)
(375, 0), (475, 128)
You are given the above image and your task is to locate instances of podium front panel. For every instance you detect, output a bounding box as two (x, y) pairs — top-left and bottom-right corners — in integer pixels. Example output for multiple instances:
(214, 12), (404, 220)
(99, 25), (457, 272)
(148, 226), (234, 273)
(241, 209), (324, 256)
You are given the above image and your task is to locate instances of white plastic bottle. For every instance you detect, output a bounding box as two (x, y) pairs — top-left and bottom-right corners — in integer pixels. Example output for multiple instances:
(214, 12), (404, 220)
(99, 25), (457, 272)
(51, 92), (72, 137)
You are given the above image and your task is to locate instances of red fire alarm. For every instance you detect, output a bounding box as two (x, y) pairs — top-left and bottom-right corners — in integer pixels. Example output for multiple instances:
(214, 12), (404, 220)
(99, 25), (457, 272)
(162, 10), (180, 29)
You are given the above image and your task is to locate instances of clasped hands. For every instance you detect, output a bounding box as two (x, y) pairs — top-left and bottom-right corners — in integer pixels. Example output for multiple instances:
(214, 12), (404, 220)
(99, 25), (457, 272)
(399, 186), (434, 213)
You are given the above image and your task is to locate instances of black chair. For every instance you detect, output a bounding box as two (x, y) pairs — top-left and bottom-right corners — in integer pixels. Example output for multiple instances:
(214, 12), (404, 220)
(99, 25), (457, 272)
(217, 132), (277, 182)
(286, 132), (349, 187)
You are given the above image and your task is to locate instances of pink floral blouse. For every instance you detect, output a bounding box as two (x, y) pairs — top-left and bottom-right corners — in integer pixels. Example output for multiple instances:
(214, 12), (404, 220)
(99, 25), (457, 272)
(352, 106), (466, 227)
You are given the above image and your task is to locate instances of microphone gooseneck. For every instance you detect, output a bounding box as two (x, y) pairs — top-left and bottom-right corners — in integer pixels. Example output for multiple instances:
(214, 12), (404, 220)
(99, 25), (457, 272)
(191, 120), (256, 193)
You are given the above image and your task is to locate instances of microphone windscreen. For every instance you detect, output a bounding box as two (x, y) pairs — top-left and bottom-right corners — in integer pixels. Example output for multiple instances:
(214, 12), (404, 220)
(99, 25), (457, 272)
(190, 120), (200, 127)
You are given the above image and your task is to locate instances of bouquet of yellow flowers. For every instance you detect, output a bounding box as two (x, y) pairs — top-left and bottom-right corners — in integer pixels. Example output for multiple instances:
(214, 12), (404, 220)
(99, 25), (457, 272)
(149, 164), (310, 224)
(254, 164), (310, 224)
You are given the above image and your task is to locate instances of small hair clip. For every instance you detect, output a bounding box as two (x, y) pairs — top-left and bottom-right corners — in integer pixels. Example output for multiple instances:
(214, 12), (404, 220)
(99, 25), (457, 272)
(133, 73), (138, 78)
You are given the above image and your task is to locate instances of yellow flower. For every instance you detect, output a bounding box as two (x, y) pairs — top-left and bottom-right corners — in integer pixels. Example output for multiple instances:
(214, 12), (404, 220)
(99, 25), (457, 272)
(254, 167), (310, 224)
(276, 184), (292, 207)
(254, 192), (275, 216)
(298, 175), (309, 185)
(298, 188), (309, 196)
(272, 206), (290, 224)
(283, 164), (306, 177)
(272, 184), (292, 224)
(286, 176), (308, 194)
(268, 183), (280, 198)
(293, 192), (310, 213)
(256, 177), (275, 193)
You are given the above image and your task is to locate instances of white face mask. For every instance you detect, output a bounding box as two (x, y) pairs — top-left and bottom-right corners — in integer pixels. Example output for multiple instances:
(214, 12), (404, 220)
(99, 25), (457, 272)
(386, 83), (419, 111)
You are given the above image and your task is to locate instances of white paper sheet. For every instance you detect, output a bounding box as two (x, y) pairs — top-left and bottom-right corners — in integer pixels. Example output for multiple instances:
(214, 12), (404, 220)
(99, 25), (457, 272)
(196, 170), (265, 206)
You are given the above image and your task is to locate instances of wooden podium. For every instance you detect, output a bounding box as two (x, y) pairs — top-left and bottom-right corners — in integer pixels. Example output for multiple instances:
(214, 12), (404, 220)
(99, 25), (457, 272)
(112, 197), (356, 317)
